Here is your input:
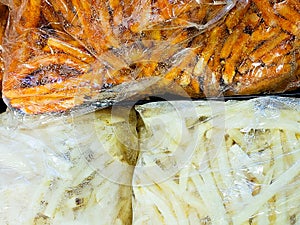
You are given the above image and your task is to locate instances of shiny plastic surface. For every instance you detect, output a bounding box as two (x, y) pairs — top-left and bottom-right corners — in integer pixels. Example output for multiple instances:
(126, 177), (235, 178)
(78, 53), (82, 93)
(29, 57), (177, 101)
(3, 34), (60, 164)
(0, 0), (299, 114)
(0, 108), (135, 225)
(134, 97), (300, 225)
(0, 97), (299, 224)
(0, 3), (8, 92)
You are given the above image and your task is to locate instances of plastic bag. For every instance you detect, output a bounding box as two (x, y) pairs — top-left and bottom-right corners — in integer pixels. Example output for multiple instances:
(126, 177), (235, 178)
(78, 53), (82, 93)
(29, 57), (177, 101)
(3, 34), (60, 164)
(1, 0), (298, 114)
(133, 97), (300, 224)
(0, 107), (137, 225)
(0, 3), (8, 92)
(1, 96), (299, 224)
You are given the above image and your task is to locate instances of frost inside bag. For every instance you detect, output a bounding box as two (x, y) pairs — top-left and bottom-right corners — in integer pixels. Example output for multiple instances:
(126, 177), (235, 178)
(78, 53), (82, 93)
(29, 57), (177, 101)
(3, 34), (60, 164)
(2, 0), (298, 114)
(0, 107), (138, 225)
(133, 97), (300, 224)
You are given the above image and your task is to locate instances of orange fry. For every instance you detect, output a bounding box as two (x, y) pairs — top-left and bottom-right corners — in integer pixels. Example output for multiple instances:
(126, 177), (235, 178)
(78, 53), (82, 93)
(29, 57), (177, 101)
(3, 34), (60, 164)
(4, 53), (90, 91)
(236, 63), (294, 95)
(223, 33), (250, 84)
(250, 32), (291, 62)
(220, 29), (242, 59)
(221, 12), (260, 59)
(10, 97), (76, 114)
(0, 4), (8, 90)
(41, 1), (64, 31)
(49, 0), (80, 26)
(45, 37), (95, 63)
(253, 0), (298, 35)
(261, 42), (293, 65)
(201, 26), (225, 66)
(17, 0), (41, 31)
(274, 3), (300, 28)
(4, 69), (96, 99)
(225, 3), (250, 31)
(287, 0), (300, 11)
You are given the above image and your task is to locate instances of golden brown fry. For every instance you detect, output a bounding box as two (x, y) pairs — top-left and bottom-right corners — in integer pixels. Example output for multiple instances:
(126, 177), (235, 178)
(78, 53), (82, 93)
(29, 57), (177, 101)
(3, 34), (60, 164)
(202, 26), (225, 66)
(16, 0), (41, 31)
(249, 25), (281, 43)
(41, 1), (65, 31)
(235, 63), (294, 95)
(276, 16), (299, 36)
(189, 76), (201, 95)
(109, 0), (123, 27)
(220, 29), (241, 59)
(189, 3), (208, 25)
(274, 3), (300, 28)
(4, 53), (90, 92)
(221, 11), (259, 59)
(223, 33), (250, 84)
(253, 0), (299, 35)
(92, 0), (119, 46)
(74, 0), (119, 53)
(48, 0), (79, 26)
(45, 37), (95, 63)
(0, 4), (8, 92)
(252, 0), (278, 27)
(250, 32), (290, 61)
(10, 96), (77, 114)
(287, 0), (300, 11)
(225, 3), (250, 32)
(237, 59), (253, 75)
(129, 0), (152, 33)
(157, 0), (173, 20)
(261, 42), (293, 65)
(242, 25), (281, 57)
(2, 0), (300, 114)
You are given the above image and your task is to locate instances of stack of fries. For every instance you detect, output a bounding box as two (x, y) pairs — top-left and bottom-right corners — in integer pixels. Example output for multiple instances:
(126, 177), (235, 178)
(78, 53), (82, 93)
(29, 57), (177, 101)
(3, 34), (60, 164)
(0, 0), (299, 114)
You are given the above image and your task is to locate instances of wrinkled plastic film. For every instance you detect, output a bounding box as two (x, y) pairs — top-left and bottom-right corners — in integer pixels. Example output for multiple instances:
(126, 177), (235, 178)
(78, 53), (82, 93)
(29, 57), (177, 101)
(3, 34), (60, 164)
(133, 97), (300, 225)
(0, 108), (137, 225)
(1, 0), (298, 114)
(0, 3), (8, 92)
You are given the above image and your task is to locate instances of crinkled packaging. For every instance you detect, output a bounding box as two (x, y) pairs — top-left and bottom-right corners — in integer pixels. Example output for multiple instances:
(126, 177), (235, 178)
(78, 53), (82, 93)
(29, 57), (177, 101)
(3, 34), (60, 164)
(0, 0), (299, 224)
(0, 0), (299, 114)
(0, 108), (138, 225)
(133, 97), (300, 225)
(0, 97), (299, 224)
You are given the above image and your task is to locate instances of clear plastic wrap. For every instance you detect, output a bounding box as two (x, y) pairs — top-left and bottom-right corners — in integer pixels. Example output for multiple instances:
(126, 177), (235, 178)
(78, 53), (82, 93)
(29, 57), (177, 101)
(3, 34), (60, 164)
(0, 3), (8, 92)
(133, 97), (300, 224)
(0, 96), (299, 224)
(0, 0), (299, 114)
(0, 107), (137, 225)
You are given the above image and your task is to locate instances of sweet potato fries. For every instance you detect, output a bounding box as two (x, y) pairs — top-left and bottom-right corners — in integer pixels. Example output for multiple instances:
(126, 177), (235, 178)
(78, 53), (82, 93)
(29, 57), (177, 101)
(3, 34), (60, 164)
(1, 0), (299, 113)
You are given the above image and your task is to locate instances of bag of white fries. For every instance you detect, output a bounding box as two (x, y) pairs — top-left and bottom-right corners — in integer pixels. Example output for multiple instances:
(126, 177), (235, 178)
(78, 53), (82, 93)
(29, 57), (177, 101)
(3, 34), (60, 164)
(133, 97), (300, 225)
(0, 108), (137, 225)
(0, 97), (299, 224)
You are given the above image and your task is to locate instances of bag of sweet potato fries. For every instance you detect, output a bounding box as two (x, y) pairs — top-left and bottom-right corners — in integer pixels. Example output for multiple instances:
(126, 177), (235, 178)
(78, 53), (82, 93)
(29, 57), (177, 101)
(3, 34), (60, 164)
(0, 0), (299, 115)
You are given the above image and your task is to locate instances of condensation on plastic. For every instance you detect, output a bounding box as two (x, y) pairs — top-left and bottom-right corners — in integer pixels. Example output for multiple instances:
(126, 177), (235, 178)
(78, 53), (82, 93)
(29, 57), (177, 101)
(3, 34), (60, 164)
(0, 108), (137, 225)
(133, 97), (300, 225)
(1, 0), (299, 115)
